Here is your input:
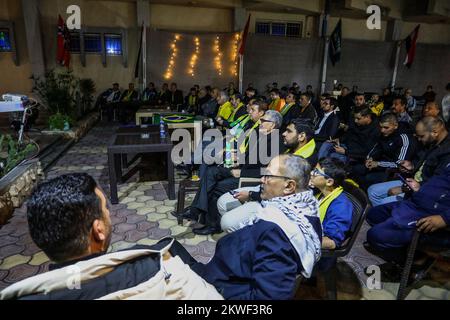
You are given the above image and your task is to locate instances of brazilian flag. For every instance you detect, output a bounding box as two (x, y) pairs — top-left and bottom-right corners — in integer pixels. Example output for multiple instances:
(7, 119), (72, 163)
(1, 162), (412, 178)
(329, 19), (342, 66)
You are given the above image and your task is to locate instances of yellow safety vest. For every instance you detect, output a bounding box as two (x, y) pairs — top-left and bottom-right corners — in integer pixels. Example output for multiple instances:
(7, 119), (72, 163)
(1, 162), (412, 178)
(238, 121), (260, 154)
(229, 102), (245, 123)
(287, 139), (316, 159)
(316, 186), (343, 223)
(217, 101), (234, 120)
(280, 103), (296, 116)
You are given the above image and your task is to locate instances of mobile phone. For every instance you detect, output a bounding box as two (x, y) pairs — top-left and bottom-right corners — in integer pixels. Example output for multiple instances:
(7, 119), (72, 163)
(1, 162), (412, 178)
(229, 190), (238, 196)
(396, 173), (413, 190)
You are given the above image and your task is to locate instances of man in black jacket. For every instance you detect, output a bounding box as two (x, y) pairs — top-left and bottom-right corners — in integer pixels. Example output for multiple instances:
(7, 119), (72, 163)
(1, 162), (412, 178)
(298, 93), (318, 125)
(169, 82), (184, 110)
(314, 94), (340, 150)
(352, 113), (417, 189)
(280, 92), (301, 131)
(318, 107), (380, 163)
(368, 116), (450, 206)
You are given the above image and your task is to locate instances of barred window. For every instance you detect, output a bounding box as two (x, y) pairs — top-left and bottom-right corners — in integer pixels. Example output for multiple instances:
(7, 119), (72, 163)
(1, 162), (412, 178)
(84, 33), (102, 53)
(105, 34), (122, 56)
(0, 29), (12, 51)
(255, 21), (302, 38)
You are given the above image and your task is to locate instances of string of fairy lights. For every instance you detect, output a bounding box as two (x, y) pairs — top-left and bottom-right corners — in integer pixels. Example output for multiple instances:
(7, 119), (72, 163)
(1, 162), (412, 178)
(164, 34), (180, 80)
(188, 37), (200, 77)
(163, 34), (241, 79)
(231, 33), (240, 77)
(213, 36), (223, 76)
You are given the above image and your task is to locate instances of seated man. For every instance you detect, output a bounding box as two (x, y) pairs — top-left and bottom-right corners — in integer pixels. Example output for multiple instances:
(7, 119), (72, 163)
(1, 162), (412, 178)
(309, 158), (353, 250)
(422, 101), (442, 118)
(184, 87), (198, 113)
(268, 88), (285, 112)
(176, 154), (322, 300)
(391, 95), (413, 132)
(368, 93), (384, 117)
(119, 83), (140, 123)
(365, 164), (450, 267)
(314, 94), (340, 146)
(298, 93), (318, 125)
(318, 107), (380, 164)
(351, 113), (417, 189)
(120, 82), (139, 102)
(169, 82), (184, 110)
(217, 118), (317, 226)
(217, 93), (246, 128)
(280, 92), (300, 131)
(189, 109), (283, 236)
(141, 82), (158, 105)
(96, 83), (121, 121)
(368, 116), (450, 206)
(0, 174), (222, 300)
(215, 91), (234, 124)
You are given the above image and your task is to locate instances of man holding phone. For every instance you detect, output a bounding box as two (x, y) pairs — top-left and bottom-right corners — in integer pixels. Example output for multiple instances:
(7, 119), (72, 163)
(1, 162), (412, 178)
(368, 117), (450, 206)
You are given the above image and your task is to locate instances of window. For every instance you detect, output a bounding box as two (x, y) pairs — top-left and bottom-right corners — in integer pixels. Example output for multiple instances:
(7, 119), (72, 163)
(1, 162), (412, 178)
(255, 22), (270, 35)
(0, 29), (12, 51)
(105, 34), (122, 56)
(70, 32), (81, 53)
(271, 23), (286, 36)
(286, 23), (302, 37)
(255, 21), (303, 38)
(84, 33), (102, 53)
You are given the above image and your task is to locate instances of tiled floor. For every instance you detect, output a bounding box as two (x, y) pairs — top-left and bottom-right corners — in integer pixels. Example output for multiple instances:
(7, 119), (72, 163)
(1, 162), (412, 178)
(0, 122), (449, 299)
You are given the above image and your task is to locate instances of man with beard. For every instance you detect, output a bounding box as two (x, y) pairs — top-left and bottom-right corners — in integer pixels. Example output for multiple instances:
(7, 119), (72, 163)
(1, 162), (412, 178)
(368, 116), (450, 206)
(0, 174), (222, 300)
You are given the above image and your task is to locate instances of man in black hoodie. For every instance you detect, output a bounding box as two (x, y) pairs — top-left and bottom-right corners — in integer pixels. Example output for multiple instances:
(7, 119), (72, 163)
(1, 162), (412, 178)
(318, 107), (380, 163)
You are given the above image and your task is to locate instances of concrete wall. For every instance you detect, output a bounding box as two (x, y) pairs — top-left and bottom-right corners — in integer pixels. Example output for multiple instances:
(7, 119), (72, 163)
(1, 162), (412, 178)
(38, 0), (139, 95)
(150, 4), (233, 33)
(0, 0), (33, 94)
(242, 34), (450, 101)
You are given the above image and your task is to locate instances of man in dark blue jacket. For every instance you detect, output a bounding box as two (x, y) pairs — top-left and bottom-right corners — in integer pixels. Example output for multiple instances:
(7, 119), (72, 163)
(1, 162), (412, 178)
(365, 163), (450, 265)
(175, 154), (322, 300)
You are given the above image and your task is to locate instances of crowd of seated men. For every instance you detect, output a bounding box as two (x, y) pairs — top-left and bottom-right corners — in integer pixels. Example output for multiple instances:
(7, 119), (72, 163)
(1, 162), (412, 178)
(2, 81), (449, 300)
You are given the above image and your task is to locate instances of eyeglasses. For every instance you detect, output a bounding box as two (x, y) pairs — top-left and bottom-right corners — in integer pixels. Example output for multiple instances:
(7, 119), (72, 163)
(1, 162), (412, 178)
(261, 174), (291, 181)
(260, 118), (273, 124)
(311, 168), (332, 179)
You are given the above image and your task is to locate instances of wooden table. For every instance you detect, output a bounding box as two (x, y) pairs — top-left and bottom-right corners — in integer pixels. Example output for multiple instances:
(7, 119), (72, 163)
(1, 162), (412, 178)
(135, 108), (203, 147)
(108, 133), (175, 204)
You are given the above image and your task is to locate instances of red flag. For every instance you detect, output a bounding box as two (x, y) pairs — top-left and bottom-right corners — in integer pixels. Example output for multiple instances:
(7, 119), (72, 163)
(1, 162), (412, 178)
(403, 24), (420, 68)
(238, 14), (251, 56)
(57, 15), (71, 67)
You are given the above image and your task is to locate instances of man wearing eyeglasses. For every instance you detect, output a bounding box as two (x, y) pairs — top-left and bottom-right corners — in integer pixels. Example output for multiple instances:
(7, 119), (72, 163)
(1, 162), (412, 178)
(182, 154), (322, 299)
(314, 94), (340, 148)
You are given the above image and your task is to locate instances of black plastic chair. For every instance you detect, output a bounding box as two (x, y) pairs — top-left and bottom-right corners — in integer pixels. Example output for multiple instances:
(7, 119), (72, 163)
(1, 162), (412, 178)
(317, 188), (370, 300)
(397, 228), (450, 300)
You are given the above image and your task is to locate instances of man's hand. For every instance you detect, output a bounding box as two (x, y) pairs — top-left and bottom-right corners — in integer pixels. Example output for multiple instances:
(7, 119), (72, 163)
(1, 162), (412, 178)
(231, 169), (241, 178)
(388, 186), (403, 196)
(417, 215), (447, 233)
(322, 236), (337, 250)
(406, 178), (421, 192)
(234, 191), (250, 203)
(334, 145), (346, 155)
(339, 123), (349, 131)
(216, 117), (224, 126)
(365, 159), (378, 169)
(398, 160), (414, 172)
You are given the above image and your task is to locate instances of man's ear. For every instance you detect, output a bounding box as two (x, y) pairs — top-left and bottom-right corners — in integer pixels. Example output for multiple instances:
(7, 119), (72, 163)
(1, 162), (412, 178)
(91, 219), (106, 242)
(284, 180), (296, 194)
(325, 178), (335, 188)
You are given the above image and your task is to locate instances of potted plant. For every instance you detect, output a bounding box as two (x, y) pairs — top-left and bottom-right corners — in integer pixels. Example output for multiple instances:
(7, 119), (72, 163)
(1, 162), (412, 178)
(32, 69), (78, 129)
(0, 135), (37, 179)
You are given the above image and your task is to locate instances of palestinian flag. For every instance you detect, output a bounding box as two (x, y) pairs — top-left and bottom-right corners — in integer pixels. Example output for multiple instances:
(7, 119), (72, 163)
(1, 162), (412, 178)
(404, 24), (420, 68)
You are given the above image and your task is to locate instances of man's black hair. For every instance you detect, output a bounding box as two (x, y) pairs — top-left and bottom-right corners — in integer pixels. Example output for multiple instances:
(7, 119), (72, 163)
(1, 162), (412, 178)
(393, 95), (407, 106)
(319, 158), (347, 187)
(270, 88), (280, 95)
(27, 173), (102, 263)
(354, 107), (374, 118)
(288, 119), (315, 140)
(233, 93), (244, 101)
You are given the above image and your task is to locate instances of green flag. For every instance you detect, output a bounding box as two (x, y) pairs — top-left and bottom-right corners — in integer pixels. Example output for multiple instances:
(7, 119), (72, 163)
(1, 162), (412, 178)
(329, 19), (342, 66)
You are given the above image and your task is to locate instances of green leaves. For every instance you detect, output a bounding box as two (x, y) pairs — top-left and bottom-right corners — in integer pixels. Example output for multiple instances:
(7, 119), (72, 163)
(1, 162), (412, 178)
(0, 135), (37, 178)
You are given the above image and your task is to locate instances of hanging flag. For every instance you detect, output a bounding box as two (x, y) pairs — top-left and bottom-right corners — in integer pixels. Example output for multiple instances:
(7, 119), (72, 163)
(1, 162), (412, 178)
(329, 19), (342, 66)
(56, 15), (71, 67)
(134, 23), (144, 79)
(238, 14), (251, 56)
(403, 24), (420, 68)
